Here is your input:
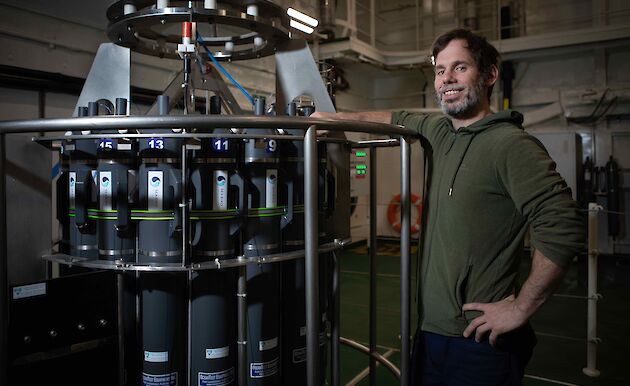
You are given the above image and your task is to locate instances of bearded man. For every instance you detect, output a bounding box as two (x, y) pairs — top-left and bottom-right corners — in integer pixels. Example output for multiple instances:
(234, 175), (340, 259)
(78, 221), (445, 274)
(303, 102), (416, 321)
(313, 29), (584, 385)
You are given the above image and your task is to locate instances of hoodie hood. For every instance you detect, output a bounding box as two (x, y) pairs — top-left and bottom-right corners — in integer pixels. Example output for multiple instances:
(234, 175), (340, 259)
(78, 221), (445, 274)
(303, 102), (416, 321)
(459, 109), (524, 134)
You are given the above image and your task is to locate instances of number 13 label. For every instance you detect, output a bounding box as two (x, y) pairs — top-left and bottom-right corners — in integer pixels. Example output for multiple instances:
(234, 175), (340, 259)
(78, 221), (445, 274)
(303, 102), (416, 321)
(148, 138), (164, 149)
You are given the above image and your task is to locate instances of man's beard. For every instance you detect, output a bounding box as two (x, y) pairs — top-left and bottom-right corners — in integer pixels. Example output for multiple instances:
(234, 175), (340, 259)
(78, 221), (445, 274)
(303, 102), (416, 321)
(435, 77), (485, 119)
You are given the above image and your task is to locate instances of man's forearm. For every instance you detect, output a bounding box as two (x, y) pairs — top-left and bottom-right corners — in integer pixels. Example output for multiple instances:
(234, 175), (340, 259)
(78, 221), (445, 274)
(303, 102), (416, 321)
(514, 249), (567, 318)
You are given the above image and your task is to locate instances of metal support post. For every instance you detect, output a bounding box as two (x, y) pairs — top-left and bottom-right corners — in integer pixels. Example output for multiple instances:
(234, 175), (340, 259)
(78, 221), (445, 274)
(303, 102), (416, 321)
(369, 147), (378, 385)
(304, 125), (320, 386)
(331, 250), (340, 386)
(0, 133), (7, 386)
(399, 136), (411, 386)
(237, 266), (248, 386)
(583, 202), (601, 377)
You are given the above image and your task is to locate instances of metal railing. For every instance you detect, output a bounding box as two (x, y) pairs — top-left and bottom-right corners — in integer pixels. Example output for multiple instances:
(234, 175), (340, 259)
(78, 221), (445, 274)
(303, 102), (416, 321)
(0, 114), (419, 386)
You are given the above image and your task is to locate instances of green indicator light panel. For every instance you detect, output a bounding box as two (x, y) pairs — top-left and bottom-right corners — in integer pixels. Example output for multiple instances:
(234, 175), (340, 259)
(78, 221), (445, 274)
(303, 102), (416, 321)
(356, 165), (367, 170)
(355, 151), (367, 157)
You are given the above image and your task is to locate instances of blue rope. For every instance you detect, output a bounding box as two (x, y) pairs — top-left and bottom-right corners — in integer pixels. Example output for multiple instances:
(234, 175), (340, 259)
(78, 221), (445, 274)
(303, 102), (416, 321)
(196, 34), (255, 105)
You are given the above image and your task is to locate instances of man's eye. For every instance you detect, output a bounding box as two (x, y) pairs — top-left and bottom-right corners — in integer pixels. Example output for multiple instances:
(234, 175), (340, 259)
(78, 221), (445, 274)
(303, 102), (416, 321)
(436, 70), (444, 75)
(456, 66), (466, 72)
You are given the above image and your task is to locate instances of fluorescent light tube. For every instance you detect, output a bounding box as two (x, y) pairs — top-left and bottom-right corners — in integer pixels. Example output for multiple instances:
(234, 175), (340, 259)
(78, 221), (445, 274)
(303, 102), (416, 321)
(287, 7), (319, 27)
(290, 19), (315, 34)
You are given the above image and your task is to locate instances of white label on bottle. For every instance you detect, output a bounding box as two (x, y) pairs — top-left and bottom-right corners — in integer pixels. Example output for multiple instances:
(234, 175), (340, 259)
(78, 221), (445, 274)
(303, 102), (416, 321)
(205, 346), (229, 359)
(142, 372), (177, 386)
(265, 169), (277, 208)
(144, 351), (168, 363)
(69, 171), (76, 208)
(214, 170), (228, 210)
(148, 171), (163, 211)
(250, 358), (278, 379)
(259, 337), (278, 352)
(99, 171), (112, 211)
(198, 368), (234, 386)
(12, 282), (46, 300)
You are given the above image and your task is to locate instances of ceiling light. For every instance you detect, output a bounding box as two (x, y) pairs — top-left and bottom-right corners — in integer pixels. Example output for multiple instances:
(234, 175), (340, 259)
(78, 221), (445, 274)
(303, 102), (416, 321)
(287, 7), (319, 28)
(290, 19), (315, 34)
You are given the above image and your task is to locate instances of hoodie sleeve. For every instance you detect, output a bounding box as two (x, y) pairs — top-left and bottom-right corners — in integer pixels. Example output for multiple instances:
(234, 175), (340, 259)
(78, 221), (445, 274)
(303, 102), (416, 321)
(496, 133), (585, 268)
(391, 111), (430, 136)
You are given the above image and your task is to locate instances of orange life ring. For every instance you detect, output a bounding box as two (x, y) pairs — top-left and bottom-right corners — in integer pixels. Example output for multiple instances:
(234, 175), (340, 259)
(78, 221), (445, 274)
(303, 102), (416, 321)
(387, 193), (422, 234)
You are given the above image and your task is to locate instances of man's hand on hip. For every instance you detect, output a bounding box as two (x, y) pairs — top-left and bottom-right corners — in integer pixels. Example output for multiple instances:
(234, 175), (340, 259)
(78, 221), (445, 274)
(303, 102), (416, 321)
(461, 294), (529, 347)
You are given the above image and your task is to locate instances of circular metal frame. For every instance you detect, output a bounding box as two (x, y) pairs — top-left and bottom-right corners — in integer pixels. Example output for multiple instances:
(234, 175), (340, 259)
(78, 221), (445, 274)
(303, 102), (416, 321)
(107, 1), (290, 60)
(42, 239), (349, 272)
(0, 115), (414, 138)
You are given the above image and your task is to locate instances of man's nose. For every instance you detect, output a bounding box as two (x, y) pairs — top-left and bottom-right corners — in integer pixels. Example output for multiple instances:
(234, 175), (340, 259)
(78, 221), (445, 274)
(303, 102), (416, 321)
(442, 70), (456, 83)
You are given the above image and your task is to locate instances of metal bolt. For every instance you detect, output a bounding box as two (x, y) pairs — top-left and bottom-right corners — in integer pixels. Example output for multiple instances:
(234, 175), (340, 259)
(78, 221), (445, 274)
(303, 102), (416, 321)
(49, 330), (58, 338)
(77, 324), (86, 331)
(99, 319), (108, 327)
(23, 336), (31, 344)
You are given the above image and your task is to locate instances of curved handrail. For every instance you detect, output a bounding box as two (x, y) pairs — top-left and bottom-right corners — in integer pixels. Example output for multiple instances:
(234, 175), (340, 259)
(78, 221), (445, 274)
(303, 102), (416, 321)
(340, 337), (401, 379)
(0, 115), (417, 138)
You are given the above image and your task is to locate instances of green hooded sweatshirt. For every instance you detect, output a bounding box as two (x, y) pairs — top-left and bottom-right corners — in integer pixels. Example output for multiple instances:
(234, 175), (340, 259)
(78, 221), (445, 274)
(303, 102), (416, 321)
(391, 110), (585, 337)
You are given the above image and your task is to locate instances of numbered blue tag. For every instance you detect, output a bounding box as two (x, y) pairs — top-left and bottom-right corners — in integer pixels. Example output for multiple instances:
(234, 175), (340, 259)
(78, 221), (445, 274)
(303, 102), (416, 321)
(148, 138), (164, 149)
(212, 138), (229, 153)
(99, 139), (114, 150)
(266, 139), (277, 153)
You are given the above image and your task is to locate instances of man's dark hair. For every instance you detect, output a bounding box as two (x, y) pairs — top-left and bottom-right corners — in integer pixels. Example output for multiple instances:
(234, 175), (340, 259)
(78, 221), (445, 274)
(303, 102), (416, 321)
(430, 28), (500, 100)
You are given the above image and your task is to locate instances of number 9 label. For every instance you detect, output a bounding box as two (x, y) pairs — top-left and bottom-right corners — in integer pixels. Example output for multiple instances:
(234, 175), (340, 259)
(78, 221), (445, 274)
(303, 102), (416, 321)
(266, 139), (277, 153)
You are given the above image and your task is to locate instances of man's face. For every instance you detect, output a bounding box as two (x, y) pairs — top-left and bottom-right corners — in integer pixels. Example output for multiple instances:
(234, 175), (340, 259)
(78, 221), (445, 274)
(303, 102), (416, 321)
(433, 39), (486, 119)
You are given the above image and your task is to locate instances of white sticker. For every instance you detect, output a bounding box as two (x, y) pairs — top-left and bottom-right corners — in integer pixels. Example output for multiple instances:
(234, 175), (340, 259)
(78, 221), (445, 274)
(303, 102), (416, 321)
(265, 169), (277, 208)
(118, 143), (132, 151)
(198, 368), (234, 386)
(148, 171), (164, 211)
(292, 347), (306, 364)
(213, 170), (228, 211)
(99, 171), (113, 211)
(250, 358), (278, 379)
(205, 346), (229, 359)
(69, 171), (76, 208)
(259, 337), (278, 352)
(144, 351), (168, 363)
(12, 282), (46, 300)
(142, 372), (177, 386)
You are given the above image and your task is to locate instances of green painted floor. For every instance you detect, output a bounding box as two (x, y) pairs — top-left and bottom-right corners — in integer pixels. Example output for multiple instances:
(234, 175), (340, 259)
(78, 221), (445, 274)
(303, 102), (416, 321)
(334, 241), (630, 386)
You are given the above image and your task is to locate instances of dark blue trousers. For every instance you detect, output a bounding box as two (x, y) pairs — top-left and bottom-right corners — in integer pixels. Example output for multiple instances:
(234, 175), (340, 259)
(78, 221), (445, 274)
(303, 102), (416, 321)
(410, 325), (536, 386)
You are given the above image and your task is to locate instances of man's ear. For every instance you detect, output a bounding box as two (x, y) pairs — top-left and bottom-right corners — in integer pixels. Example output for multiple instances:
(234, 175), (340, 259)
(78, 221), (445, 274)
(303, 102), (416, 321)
(486, 64), (499, 87)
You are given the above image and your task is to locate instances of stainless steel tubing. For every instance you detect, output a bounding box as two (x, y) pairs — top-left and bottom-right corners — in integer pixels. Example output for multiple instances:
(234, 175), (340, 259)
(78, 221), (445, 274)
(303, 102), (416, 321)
(399, 136), (411, 386)
(369, 147), (378, 386)
(304, 125), (320, 386)
(117, 274), (125, 386)
(339, 337), (401, 379)
(353, 139), (400, 148)
(583, 202), (601, 377)
(331, 251), (340, 386)
(0, 116), (414, 138)
(0, 133), (7, 386)
(237, 266), (248, 386)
